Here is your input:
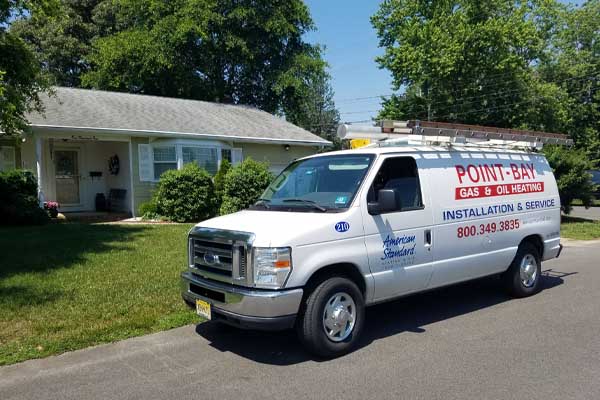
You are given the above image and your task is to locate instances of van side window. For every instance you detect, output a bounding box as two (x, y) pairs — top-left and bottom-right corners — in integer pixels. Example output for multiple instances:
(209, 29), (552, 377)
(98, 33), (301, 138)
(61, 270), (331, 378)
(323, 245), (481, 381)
(368, 157), (423, 211)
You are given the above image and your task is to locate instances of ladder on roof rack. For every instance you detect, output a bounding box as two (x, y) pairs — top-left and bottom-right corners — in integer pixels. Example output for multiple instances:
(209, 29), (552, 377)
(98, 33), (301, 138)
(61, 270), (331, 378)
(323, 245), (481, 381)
(337, 120), (573, 148)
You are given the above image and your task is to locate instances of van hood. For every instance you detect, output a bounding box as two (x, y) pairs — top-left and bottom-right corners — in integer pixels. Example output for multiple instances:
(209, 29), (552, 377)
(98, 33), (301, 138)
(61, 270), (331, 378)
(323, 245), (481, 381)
(195, 209), (360, 247)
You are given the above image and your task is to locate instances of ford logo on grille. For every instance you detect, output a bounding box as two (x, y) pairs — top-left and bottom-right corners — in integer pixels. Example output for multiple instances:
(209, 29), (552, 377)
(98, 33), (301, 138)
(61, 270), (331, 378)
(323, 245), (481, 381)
(203, 251), (219, 265)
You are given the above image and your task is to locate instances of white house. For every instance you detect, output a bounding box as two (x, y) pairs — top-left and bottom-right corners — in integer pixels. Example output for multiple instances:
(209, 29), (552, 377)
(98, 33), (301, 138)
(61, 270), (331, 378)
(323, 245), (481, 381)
(0, 87), (330, 216)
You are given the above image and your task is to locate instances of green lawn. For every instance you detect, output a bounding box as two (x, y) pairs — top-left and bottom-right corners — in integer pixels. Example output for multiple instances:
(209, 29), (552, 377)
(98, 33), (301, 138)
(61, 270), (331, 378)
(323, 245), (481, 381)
(0, 223), (198, 366)
(561, 216), (600, 240)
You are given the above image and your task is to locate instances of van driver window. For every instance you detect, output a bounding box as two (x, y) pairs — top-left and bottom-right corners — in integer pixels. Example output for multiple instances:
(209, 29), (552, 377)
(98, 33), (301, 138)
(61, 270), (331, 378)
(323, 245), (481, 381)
(368, 157), (423, 211)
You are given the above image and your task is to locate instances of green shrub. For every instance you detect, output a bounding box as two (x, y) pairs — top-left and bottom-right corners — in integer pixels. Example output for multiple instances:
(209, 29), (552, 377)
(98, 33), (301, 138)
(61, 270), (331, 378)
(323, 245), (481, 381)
(0, 169), (49, 225)
(153, 163), (217, 222)
(544, 145), (598, 214)
(213, 158), (231, 207)
(138, 200), (159, 220)
(220, 158), (273, 215)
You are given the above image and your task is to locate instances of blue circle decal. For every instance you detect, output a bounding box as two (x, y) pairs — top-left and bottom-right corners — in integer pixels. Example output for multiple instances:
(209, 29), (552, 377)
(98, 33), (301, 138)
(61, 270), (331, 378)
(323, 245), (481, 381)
(335, 221), (350, 233)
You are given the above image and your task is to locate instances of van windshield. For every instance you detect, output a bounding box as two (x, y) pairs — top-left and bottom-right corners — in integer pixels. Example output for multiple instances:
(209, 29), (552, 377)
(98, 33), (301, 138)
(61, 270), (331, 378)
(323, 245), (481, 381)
(254, 154), (375, 212)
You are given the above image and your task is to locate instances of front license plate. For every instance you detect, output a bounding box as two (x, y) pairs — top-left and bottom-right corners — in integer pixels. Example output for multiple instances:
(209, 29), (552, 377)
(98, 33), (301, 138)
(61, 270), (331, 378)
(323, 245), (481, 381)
(196, 299), (211, 320)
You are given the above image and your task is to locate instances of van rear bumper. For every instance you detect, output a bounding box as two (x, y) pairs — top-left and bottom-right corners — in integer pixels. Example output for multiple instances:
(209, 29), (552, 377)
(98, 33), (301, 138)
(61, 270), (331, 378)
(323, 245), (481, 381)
(180, 271), (303, 331)
(543, 237), (562, 260)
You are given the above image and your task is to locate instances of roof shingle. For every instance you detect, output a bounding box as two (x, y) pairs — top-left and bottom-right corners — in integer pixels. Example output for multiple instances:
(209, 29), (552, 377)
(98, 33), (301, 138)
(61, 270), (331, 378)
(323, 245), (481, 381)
(27, 87), (330, 145)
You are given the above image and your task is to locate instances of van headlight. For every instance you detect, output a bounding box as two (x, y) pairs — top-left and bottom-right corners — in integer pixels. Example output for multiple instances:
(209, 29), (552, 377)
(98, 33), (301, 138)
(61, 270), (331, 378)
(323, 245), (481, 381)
(253, 247), (292, 288)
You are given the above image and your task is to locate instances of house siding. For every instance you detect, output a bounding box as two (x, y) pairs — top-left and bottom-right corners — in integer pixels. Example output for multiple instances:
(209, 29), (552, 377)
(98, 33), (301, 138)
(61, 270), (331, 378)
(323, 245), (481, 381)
(131, 136), (156, 215)
(235, 142), (319, 174)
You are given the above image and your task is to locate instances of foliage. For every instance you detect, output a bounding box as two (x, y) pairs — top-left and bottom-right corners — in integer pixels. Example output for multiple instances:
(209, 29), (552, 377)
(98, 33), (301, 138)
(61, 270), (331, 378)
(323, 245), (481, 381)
(285, 70), (341, 149)
(537, 0), (600, 164)
(372, 0), (600, 163)
(153, 163), (216, 222)
(0, 169), (49, 225)
(0, 222), (196, 365)
(12, 0), (332, 128)
(544, 145), (597, 214)
(220, 158), (273, 215)
(76, 0), (326, 119)
(137, 199), (159, 220)
(372, 0), (565, 129)
(213, 158), (231, 207)
(1, 1), (56, 136)
(10, 0), (108, 87)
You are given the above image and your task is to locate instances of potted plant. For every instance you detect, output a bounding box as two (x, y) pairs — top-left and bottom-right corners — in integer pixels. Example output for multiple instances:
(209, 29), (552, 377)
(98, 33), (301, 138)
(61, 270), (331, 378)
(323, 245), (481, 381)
(43, 201), (59, 218)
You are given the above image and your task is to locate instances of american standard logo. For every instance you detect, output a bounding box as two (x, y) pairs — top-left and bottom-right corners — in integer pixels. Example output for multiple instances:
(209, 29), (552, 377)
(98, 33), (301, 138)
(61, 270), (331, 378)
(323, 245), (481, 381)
(381, 234), (416, 262)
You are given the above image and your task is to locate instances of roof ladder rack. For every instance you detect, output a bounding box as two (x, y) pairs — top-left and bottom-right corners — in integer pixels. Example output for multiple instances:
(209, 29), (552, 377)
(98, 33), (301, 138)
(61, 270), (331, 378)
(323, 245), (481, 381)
(337, 120), (573, 149)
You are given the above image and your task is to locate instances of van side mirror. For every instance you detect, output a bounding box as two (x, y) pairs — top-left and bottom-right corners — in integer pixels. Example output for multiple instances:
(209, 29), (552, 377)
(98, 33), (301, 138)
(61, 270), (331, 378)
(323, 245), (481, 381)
(368, 189), (400, 215)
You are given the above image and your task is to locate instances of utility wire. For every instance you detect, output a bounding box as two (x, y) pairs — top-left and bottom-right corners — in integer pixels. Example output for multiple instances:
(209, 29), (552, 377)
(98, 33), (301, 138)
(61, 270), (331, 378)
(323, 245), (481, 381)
(336, 72), (599, 117)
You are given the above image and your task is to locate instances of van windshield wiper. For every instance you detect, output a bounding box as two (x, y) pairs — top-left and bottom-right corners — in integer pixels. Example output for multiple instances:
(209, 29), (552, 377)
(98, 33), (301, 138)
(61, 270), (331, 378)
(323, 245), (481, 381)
(282, 198), (327, 212)
(254, 198), (271, 209)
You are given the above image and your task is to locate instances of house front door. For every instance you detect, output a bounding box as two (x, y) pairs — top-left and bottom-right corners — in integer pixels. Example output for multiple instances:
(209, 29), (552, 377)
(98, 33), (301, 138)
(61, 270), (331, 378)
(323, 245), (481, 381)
(54, 149), (82, 207)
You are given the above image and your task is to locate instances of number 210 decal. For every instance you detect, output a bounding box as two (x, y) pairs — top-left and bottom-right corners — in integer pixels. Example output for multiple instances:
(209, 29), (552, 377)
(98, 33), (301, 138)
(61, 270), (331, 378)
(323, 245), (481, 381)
(335, 222), (350, 233)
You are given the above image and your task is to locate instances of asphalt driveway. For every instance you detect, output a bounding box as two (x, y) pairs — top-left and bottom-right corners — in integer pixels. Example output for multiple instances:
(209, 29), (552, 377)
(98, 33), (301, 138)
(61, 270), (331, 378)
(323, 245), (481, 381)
(1, 240), (599, 400)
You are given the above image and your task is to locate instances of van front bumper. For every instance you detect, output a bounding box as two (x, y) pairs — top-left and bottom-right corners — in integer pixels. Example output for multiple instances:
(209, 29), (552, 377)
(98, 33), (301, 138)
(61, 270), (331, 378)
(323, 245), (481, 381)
(180, 271), (303, 331)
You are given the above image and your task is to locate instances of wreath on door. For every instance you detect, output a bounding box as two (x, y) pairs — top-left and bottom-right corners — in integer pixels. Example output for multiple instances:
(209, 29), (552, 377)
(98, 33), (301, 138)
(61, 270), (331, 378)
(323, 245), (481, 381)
(108, 154), (120, 175)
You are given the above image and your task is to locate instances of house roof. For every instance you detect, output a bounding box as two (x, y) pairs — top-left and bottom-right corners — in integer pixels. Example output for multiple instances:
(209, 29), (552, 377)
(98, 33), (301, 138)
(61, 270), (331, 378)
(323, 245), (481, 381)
(27, 87), (330, 146)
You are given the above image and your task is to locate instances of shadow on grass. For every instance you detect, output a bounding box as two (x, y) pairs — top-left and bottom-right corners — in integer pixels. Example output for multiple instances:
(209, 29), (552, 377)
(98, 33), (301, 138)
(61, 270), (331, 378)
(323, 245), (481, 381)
(0, 223), (149, 280)
(0, 285), (66, 310)
(195, 270), (574, 366)
(561, 215), (596, 223)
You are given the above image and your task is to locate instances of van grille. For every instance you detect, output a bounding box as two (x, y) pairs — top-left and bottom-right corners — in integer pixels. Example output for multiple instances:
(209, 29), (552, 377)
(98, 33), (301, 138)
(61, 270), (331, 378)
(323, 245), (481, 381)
(190, 236), (250, 285)
(192, 239), (234, 277)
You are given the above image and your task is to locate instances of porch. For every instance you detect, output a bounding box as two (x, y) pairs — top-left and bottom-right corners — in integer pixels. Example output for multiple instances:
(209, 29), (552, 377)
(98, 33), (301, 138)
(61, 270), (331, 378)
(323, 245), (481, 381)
(20, 133), (133, 215)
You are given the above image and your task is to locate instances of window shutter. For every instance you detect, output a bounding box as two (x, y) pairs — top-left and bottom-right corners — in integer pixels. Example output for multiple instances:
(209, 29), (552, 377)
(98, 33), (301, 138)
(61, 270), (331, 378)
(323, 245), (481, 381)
(0, 146), (16, 171)
(138, 144), (153, 182)
(231, 148), (243, 165)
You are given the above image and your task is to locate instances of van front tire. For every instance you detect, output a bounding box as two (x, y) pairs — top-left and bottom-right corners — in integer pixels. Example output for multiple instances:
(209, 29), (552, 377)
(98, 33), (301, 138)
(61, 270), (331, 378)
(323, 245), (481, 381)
(296, 277), (364, 358)
(503, 242), (542, 297)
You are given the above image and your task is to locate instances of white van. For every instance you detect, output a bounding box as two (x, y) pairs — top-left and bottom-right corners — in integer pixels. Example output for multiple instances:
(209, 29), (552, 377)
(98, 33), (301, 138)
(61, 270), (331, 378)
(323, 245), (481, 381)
(181, 121), (566, 357)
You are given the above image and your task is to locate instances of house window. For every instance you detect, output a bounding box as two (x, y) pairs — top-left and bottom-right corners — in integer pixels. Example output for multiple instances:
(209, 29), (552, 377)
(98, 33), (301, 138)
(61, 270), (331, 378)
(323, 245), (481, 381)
(221, 148), (232, 163)
(0, 146), (16, 171)
(153, 146), (177, 180)
(182, 147), (218, 174)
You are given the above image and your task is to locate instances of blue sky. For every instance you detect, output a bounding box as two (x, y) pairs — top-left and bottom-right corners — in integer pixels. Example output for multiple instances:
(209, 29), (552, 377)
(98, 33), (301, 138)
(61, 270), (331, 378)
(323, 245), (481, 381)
(304, 0), (391, 123)
(304, 0), (578, 123)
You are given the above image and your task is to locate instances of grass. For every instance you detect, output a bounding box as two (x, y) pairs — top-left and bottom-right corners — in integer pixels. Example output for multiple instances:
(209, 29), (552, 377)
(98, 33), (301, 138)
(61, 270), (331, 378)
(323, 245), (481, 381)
(561, 216), (600, 240)
(0, 223), (198, 366)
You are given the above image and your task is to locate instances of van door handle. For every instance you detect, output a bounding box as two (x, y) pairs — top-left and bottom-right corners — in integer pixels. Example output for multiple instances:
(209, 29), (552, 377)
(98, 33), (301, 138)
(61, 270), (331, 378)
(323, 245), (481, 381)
(424, 229), (432, 246)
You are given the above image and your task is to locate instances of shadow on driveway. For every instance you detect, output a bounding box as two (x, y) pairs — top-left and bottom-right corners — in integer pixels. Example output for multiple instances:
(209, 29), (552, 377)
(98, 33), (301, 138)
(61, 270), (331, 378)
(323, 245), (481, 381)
(195, 270), (576, 366)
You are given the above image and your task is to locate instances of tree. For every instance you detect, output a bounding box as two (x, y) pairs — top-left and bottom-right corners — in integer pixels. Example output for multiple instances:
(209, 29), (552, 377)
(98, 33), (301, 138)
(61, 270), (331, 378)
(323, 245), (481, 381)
(10, 0), (111, 87)
(544, 145), (597, 213)
(80, 0), (326, 118)
(371, 0), (569, 131)
(284, 70), (341, 149)
(0, 1), (55, 136)
(538, 0), (600, 164)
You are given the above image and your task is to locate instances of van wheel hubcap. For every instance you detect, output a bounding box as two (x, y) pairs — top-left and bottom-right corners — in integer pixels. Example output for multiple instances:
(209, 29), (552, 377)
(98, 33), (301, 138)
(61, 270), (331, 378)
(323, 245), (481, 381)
(323, 292), (356, 342)
(520, 254), (538, 288)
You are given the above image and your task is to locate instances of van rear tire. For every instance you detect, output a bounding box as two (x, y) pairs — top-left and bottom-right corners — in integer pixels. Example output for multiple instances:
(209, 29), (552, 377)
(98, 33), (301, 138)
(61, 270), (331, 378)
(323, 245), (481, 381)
(503, 242), (542, 298)
(296, 277), (364, 358)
